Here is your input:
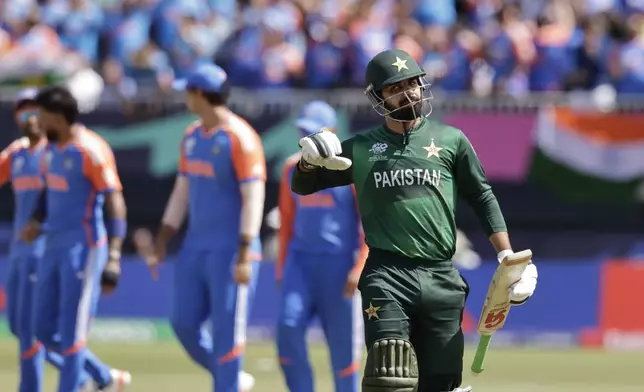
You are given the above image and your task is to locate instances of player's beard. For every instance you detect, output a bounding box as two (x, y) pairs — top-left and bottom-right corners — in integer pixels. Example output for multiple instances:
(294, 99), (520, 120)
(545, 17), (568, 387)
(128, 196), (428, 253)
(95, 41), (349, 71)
(45, 128), (59, 142)
(384, 99), (423, 122)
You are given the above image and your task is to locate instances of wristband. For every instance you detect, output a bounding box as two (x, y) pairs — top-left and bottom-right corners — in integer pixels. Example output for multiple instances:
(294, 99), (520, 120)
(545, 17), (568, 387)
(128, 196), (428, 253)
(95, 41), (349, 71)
(108, 218), (127, 239)
(239, 238), (252, 248)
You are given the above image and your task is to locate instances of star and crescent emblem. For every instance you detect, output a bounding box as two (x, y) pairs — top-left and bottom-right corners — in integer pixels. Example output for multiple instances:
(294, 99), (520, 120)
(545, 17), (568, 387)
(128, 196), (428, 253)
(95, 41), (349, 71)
(364, 302), (381, 320)
(423, 139), (443, 158)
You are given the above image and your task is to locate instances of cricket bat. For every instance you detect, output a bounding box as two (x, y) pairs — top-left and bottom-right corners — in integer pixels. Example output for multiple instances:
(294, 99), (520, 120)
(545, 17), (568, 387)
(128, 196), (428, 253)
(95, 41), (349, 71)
(470, 249), (533, 376)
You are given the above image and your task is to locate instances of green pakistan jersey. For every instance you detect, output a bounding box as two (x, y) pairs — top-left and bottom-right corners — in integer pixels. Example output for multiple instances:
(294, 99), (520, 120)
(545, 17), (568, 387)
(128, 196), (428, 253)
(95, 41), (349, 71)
(291, 118), (507, 261)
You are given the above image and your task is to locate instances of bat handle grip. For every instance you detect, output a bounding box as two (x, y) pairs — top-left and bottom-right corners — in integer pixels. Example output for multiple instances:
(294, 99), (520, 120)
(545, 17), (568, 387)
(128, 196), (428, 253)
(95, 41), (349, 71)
(471, 334), (492, 376)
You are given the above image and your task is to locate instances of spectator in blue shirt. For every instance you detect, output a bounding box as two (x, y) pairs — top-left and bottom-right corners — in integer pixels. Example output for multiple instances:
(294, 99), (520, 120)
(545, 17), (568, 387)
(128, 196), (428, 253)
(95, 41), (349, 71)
(41, 0), (103, 63)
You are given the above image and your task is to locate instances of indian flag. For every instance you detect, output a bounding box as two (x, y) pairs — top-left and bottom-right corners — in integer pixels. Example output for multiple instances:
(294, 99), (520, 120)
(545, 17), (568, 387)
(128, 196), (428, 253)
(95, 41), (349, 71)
(529, 106), (644, 203)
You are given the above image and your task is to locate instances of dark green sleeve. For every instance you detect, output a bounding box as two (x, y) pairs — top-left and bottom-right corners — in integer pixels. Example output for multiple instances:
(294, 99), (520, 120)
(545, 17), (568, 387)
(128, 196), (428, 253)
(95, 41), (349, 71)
(291, 137), (354, 195)
(455, 132), (507, 236)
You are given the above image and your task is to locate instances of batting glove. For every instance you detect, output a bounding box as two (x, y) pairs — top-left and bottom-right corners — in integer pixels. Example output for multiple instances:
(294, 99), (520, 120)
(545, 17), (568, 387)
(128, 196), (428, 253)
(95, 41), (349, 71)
(299, 129), (352, 171)
(497, 250), (538, 305)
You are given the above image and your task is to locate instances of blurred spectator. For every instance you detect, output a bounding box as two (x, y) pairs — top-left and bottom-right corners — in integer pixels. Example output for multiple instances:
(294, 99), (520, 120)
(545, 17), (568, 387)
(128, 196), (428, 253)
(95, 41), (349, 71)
(302, 4), (351, 88)
(421, 24), (484, 92)
(224, 3), (304, 87)
(414, 0), (457, 28)
(0, 0), (643, 94)
(607, 12), (644, 93)
(485, 3), (534, 96)
(562, 15), (608, 91)
(41, 0), (104, 64)
(529, 0), (583, 91)
(104, 0), (153, 74)
(346, 0), (396, 85)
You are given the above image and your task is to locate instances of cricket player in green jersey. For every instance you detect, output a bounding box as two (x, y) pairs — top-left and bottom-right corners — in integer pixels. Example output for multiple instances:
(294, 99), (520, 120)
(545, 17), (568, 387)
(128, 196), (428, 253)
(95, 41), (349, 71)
(290, 49), (539, 392)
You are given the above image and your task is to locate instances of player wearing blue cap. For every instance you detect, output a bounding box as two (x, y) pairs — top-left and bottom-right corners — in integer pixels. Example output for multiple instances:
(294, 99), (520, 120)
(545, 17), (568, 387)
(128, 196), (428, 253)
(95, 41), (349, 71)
(276, 101), (367, 392)
(140, 64), (265, 392)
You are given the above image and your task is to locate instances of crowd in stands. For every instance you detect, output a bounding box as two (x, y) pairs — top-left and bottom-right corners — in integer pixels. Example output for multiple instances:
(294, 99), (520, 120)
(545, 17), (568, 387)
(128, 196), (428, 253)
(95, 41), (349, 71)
(1, 0), (644, 96)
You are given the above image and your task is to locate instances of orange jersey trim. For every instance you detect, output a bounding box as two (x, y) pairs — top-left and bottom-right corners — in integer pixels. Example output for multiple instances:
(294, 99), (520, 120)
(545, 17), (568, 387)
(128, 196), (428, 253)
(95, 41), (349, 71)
(0, 138), (30, 185)
(76, 130), (122, 192)
(276, 154), (300, 280)
(222, 116), (266, 183)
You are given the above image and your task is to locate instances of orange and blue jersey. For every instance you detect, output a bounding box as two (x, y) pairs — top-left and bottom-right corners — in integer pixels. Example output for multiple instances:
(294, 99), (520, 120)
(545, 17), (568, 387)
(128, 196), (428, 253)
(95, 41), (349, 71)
(42, 127), (122, 248)
(0, 137), (47, 258)
(178, 115), (266, 254)
(169, 114), (266, 392)
(276, 153), (366, 392)
(277, 153), (368, 280)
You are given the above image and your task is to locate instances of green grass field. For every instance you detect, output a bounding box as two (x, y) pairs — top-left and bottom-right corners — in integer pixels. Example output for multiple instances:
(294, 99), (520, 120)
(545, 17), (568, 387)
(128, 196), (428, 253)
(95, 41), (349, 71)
(0, 340), (643, 391)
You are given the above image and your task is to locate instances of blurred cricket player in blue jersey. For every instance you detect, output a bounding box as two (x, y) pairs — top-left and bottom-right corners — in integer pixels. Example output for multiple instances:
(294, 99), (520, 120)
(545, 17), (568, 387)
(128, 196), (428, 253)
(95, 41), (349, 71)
(141, 63), (266, 392)
(21, 86), (131, 392)
(276, 101), (367, 392)
(1, 88), (119, 392)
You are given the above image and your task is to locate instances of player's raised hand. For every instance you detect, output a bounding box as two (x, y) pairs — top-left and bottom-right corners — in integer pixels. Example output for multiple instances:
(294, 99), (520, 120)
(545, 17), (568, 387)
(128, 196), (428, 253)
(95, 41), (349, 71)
(20, 220), (42, 244)
(299, 128), (352, 171)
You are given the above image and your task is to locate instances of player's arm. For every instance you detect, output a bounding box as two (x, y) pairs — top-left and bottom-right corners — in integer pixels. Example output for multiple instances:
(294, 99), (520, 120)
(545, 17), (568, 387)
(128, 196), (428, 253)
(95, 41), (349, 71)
(231, 130), (266, 264)
(276, 161), (296, 283)
(454, 131), (511, 254)
(291, 138), (355, 195)
(83, 145), (126, 260)
(0, 145), (12, 187)
(22, 151), (48, 243)
(351, 185), (368, 277)
(157, 174), (189, 245)
(153, 132), (192, 253)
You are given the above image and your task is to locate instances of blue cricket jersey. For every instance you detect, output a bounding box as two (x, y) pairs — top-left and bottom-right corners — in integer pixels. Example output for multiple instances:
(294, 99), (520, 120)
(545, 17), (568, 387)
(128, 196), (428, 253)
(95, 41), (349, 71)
(0, 137), (46, 259)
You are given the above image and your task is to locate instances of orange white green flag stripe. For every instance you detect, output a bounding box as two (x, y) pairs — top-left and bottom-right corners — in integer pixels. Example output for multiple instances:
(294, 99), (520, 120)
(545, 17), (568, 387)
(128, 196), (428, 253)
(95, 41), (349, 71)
(529, 107), (644, 203)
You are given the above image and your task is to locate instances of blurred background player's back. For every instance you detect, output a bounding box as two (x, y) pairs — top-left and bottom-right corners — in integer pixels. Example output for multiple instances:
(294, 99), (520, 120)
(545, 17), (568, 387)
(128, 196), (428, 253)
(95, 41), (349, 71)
(0, 1), (643, 391)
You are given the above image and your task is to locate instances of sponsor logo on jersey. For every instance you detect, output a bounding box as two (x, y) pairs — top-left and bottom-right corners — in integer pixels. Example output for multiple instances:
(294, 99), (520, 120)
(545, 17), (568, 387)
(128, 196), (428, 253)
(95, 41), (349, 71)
(373, 168), (441, 189)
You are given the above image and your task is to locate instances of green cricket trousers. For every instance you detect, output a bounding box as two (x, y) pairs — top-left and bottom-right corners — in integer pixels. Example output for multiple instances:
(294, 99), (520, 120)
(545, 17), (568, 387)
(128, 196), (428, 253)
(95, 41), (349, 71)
(358, 248), (470, 391)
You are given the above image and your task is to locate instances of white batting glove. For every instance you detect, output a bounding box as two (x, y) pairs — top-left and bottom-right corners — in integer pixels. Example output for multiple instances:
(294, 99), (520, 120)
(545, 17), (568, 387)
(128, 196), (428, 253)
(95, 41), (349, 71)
(497, 250), (538, 305)
(299, 129), (352, 171)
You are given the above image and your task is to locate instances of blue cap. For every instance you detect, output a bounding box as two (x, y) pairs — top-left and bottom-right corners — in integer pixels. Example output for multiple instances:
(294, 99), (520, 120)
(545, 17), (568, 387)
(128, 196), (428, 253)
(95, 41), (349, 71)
(296, 101), (337, 134)
(14, 87), (39, 106)
(172, 64), (228, 93)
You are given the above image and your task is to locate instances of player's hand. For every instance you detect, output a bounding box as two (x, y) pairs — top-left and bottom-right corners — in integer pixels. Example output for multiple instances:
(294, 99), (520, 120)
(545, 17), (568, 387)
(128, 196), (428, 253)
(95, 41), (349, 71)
(499, 251), (538, 305)
(343, 271), (360, 299)
(133, 228), (163, 280)
(146, 238), (168, 281)
(508, 262), (538, 305)
(101, 258), (121, 295)
(20, 220), (42, 244)
(233, 247), (253, 285)
(299, 129), (352, 171)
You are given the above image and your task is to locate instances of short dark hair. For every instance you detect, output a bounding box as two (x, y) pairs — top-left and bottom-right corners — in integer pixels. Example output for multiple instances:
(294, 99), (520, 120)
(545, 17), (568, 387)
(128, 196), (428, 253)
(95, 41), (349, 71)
(202, 91), (229, 106)
(188, 80), (230, 106)
(35, 85), (79, 125)
(14, 99), (38, 112)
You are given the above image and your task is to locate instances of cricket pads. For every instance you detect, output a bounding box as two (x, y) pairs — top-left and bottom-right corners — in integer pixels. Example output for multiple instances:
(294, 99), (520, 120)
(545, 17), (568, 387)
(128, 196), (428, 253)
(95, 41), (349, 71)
(362, 338), (418, 392)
